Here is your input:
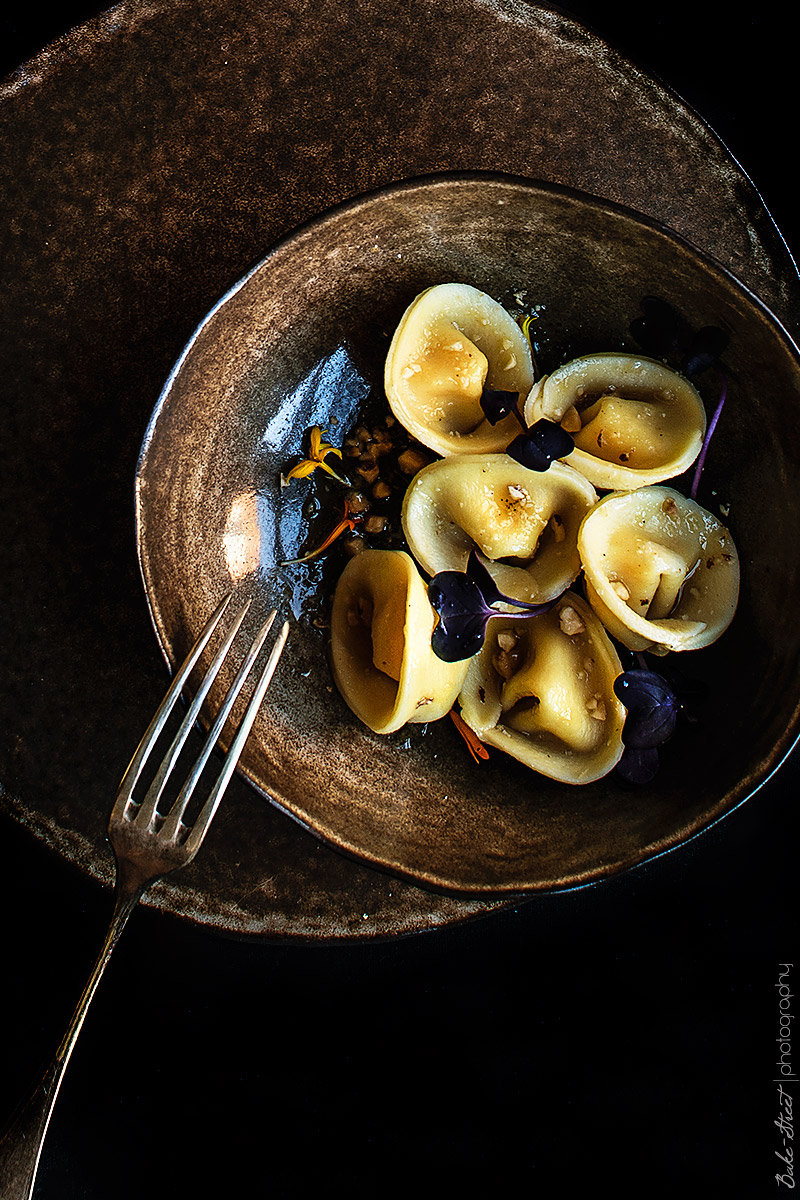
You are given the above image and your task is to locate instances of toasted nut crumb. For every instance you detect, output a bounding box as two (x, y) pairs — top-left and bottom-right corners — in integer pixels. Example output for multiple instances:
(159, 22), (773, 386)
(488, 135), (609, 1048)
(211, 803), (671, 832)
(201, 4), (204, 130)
(492, 649), (516, 680)
(342, 535), (366, 558)
(610, 578), (631, 602)
(363, 515), (387, 535)
(662, 497), (678, 516)
(397, 448), (429, 475)
(586, 696), (606, 720)
(559, 606), (585, 636)
(357, 464), (380, 485)
(372, 480), (392, 501)
(507, 483), (530, 502)
(346, 490), (371, 514)
(496, 631), (517, 652)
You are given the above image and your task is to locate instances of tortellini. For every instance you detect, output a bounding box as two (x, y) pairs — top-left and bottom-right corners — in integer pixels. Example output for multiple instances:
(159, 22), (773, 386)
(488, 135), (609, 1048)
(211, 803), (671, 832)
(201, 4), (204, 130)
(385, 283), (534, 456)
(458, 592), (625, 784)
(578, 486), (739, 654)
(330, 549), (468, 734)
(402, 453), (598, 605)
(524, 352), (706, 490)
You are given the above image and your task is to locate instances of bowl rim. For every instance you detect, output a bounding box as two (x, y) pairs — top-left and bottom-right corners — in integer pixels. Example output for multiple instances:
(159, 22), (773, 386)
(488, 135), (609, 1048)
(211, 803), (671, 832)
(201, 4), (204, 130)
(135, 168), (800, 895)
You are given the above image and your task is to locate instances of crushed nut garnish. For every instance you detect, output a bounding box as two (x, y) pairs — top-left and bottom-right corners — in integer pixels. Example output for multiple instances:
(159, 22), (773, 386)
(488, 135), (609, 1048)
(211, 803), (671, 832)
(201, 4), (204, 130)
(559, 606), (585, 636)
(610, 579), (631, 602)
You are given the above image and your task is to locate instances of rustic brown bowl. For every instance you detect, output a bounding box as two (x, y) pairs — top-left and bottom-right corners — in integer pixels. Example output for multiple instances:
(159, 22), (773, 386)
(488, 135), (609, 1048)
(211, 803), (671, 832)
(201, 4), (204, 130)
(136, 172), (800, 894)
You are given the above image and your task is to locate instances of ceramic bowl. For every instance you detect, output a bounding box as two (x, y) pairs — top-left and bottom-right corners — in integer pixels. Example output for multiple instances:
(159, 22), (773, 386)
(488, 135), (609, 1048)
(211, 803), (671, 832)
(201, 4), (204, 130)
(136, 171), (800, 894)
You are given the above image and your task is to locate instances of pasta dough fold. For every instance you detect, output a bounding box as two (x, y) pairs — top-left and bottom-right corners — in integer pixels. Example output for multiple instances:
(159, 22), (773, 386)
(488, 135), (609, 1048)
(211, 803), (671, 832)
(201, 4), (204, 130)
(577, 486), (739, 653)
(330, 549), (468, 733)
(458, 592), (625, 783)
(524, 352), (706, 489)
(385, 283), (534, 455)
(402, 453), (597, 604)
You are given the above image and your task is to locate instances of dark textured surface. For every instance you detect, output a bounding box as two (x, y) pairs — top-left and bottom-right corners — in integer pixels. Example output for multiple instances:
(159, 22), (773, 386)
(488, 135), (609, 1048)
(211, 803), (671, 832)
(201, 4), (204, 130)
(138, 173), (800, 893)
(1, 0), (798, 941)
(0, 6), (798, 1195)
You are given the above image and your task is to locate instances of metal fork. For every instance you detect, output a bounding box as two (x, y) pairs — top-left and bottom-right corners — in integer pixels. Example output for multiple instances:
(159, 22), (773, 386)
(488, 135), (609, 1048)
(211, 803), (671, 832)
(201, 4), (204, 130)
(0, 594), (289, 1200)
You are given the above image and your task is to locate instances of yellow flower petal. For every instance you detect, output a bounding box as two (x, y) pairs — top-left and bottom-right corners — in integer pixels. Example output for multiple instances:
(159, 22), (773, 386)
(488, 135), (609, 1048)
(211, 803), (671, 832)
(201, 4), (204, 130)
(284, 458), (318, 481)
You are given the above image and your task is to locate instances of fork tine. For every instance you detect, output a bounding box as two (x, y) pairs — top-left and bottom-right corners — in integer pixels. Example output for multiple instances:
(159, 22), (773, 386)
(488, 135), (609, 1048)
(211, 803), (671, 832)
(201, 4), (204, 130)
(181, 617), (290, 859)
(132, 598), (253, 828)
(158, 608), (280, 840)
(111, 592), (235, 819)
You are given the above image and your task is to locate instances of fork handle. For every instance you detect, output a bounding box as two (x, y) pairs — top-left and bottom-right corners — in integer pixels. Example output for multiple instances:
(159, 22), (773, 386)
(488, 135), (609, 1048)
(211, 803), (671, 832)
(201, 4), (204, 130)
(0, 885), (143, 1200)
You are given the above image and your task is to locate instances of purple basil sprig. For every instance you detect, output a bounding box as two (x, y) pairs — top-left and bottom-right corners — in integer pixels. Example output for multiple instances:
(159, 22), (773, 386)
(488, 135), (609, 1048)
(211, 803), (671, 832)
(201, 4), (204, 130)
(481, 388), (525, 427)
(428, 550), (555, 662)
(613, 668), (679, 784)
(629, 297), (728, 378)
(506, 419), (574, 472)
(630, 296), (730, 503)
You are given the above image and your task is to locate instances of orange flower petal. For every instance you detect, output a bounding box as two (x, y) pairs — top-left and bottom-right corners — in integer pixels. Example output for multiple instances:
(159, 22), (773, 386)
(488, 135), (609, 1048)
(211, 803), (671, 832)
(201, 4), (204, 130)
(449, 709), (490, 763)
(284, 459), (318, 481)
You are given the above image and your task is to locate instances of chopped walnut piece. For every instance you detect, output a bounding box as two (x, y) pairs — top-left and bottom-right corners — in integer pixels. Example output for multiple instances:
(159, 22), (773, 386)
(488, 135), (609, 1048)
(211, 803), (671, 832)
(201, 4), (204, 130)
(610, 578), (631, 602)
(661, 497), (678, 516)
(492, 649), (517, 680)
(496, 631), (517, 652)
(397, 448), (430, 475)
(346, 490), (371, 514)
(363, 515), (387, 535)
(559, 605), (585, 636)
(585, 696), (607, 721)
(507, 483), (530, 502)
(342, 534), (366, 558)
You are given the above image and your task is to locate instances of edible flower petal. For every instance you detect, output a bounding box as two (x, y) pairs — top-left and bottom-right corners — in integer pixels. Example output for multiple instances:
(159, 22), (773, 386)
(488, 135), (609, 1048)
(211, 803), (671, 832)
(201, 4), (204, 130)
(281, 499), (362, 565)
(283, 425), (349, 486)
(449, 708), (490, 763)
(615, 745), (660, 785)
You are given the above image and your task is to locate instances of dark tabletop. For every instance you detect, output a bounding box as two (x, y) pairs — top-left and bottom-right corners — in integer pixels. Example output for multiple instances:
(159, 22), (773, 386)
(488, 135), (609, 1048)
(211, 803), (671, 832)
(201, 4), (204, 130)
(1, 5), (797, 1196)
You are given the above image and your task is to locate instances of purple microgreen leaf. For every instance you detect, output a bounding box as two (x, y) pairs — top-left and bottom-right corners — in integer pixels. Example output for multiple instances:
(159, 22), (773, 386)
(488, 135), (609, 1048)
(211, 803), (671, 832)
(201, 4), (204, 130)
(481, 388), (523, 427)
(681, 325), (728, 377)
(428, 555), (559, 662)
(616, 745), (660, 785)
(689, 371), (728, 500)
(465, 550), (555, 613)
(614, 669), (679, 749)
(506, 420), (574, 472)
(629, 296), (686, 358)
(428, 571), (495, 662)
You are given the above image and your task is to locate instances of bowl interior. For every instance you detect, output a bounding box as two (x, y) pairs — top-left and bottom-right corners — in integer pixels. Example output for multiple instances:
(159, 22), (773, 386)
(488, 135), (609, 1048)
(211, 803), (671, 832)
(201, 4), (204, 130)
(136, 173), (800, 893)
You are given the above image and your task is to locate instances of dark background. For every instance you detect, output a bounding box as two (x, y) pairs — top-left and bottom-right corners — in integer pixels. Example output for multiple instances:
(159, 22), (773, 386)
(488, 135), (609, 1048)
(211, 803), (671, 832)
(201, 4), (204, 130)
(1, 5), (797, 1196)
